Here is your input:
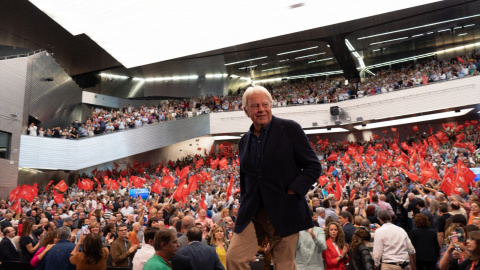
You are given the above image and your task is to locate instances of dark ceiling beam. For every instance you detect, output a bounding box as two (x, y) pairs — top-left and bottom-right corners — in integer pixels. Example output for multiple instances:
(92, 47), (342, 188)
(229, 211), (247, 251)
(324, 35), (360, 82)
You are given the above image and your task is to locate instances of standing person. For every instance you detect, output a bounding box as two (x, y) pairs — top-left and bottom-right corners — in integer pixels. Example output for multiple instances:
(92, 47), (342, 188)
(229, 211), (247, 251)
(0, 227), (20, 263)
(323, 222), (349, 270)
(110, 224), (138, 267)
(348, 227), (374, 270)
(143, 229), (180, 270)
(226, 86), (322, 269)
(295, 224), (327, 270)
(177, 227), (224, 270)
(30, 230), (57, 268)
(409, 214), (439, 270)
(208, 225), (229, 269)
(44, 227), (76, 270)
(69, 233), (109, 270)
(133, 227), (158, 270)
(20, 218), (40, 262)
(373, 210), (417, 270)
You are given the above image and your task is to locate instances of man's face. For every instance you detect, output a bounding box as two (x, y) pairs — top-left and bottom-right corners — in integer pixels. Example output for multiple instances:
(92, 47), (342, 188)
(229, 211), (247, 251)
(117, 226), (128, 239)
(244, 93), (272, 130)
(5, 227), (15, 238)
(164, 232), (179, 258)
(312, 198), (320, 207)
(337, 215), (346, 226)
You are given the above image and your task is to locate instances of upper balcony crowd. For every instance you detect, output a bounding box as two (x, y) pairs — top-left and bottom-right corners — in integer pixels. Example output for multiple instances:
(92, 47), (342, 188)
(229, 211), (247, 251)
(26, 51), (480, 138)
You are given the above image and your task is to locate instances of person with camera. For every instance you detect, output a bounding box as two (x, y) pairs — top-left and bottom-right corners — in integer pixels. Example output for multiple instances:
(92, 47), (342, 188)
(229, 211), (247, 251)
(445, 231), (480, 270)
(439, 223), (470, 270)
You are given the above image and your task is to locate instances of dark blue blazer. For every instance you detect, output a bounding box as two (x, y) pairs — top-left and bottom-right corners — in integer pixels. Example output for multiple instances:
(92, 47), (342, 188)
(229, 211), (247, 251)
(235, 116), (322, 237)
(177, 242), (224, 270)
(0, 237), (20, 262)
(343, 222), (357, 244)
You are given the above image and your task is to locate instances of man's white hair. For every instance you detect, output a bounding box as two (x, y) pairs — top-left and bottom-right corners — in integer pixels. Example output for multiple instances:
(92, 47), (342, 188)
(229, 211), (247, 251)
(242, 85), (273, 108)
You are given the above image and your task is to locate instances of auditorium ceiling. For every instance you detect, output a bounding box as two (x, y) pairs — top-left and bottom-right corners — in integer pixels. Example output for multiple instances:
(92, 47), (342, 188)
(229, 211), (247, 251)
(0, 0), (479, 83)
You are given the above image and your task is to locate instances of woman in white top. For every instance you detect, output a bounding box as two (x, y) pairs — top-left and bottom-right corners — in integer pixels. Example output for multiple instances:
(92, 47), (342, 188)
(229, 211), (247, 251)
(38, 127), (44, 137)
(28, 123), (37, 136)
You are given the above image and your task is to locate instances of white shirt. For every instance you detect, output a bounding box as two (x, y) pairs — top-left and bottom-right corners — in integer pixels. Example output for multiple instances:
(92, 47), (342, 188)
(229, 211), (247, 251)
(132, 244), (155, 270)
(373, 223), (415, 266)
(120, 206), (134, 216)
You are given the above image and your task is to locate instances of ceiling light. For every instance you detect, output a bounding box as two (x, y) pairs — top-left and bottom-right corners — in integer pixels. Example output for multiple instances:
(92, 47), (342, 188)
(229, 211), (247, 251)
(144, 75), (198, 82)
(205, 74), (228, 78)
(304, 128), (349, 134)
(252, 78), (283, 84)
(438, 29), (450, 32)
(426, 32), (434, 34)
(369, 36), (408, 46)
(372, 49), (381, 51)
(261, 66), (289, 72)
(279, 59), (289, 62)
(261, 63), (269, 65)
(246, 65), (257, 68)
(307, 57), (333, 63)
(239, 67), (247, 70)
(100, 73), (129, 79)
(357, 13), (480, 40)
(295, 53), (326, 59)
(225, 56), (267, 66)
(277, 46), (318, 55)
(411, 34), (424, 37)
(345, 39), (355, 51)
(366, 52), (435, 69)
(458, 33), (468, 36)
(213, 136), (241, 140)
(353, 109), (473, 130)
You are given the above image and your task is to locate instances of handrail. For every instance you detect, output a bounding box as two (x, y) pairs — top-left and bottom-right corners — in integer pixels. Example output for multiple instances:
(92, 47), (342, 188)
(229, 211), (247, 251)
(0, 49), (45, 61)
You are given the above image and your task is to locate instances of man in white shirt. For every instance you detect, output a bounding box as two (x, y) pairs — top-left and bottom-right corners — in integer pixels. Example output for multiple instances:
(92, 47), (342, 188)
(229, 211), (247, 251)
(373, 210), (416, 270)
(120, 201), (135, 217)
(132, 227), (158, 270)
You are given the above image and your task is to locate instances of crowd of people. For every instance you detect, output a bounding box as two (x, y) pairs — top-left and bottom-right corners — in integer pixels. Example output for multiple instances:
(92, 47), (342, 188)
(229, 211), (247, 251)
(4, 110), (480, 269)
(27, 51), (480, 139)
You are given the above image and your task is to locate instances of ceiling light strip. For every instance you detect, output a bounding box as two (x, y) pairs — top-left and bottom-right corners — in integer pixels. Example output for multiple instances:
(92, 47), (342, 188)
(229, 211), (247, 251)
(353, 109), (473, 130)
(307, 57), (333, 64)
(277, 46), (318, 55)
(261, 66), (289, 72)
(224, 56), (267, 66)
(295, 52), (326, 59)
(369, 36), (408, 46)
(357, 14), (480, 40)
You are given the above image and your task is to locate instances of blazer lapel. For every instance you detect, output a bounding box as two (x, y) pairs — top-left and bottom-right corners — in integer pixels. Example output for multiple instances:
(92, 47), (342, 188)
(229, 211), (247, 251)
(261, 116), (284, 169)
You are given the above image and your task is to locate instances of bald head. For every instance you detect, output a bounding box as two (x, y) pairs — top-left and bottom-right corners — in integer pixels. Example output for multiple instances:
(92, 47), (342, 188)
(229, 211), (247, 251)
(182, 216), (195, 232)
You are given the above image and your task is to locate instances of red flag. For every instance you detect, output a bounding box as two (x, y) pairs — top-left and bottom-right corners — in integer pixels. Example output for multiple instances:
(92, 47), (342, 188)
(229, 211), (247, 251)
(412, 125), (418, 132)
(428, 126), (433, 135)
(186, 175), (198, 194)
(369, 189), (374, 203)
(318, 175), (329, 186)
(197, 171), (211, 184)
(456, 160), (476, 190)
(130, 176), (146, 188)
(219, 157), (229, 170)
(200, 195), (207, 210)
(10, 200), (22, 214)
(54, 180), (68, 193)
(195, 159), (204, 169)
(113, 162), (119, 168)
(373, 134), (379, 140)
(365, 155), (374, 166)
(226, 174), (235, 199)
(401, 168), (419, 181)
(119, 176), (128, 188)
(53, 190), (64, 204)
(179, 166), (191, 180)
(210, 158), (219, 170)
(391, 127), (397, 132)
(381, 129), (388, 134)
(327, 152), (338, 161)
(172, 180), (188, 203)
(110, 180), (120, 190)
(335, 178), (342, 200)
(340, 154), (351, 165)
(440, 167), (455, 196)
(161, 174), (175, 188)
(45, 180), (54, 191)
(151, 179), (162, 194)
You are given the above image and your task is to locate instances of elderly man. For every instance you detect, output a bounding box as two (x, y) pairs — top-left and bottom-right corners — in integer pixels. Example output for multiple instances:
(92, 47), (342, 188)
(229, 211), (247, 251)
(226, 86), (322, 269)
(316, 207), (326, 228)
(44, 227), (76, 270)
(0, 227), (20, 263)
